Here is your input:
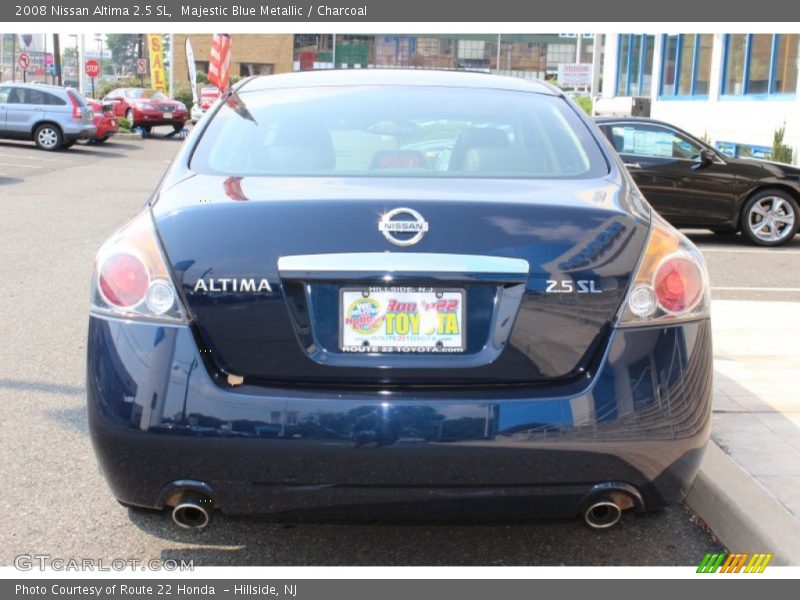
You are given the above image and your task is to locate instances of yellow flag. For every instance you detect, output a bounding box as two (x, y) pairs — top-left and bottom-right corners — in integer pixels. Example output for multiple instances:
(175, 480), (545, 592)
(147, 34), (167, 93)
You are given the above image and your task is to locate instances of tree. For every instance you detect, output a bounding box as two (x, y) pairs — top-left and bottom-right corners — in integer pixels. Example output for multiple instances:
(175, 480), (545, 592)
(62, 46), (78, 69)
(771, 122), (794, 165)
(105, 34), (139, 75)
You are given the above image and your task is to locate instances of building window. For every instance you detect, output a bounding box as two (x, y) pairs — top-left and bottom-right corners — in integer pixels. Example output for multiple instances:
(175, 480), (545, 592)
(660, 34), (713, 98)
(722, 34), (799, 96)
(616, 35), (655, 97)
(239, 63), (274, 76)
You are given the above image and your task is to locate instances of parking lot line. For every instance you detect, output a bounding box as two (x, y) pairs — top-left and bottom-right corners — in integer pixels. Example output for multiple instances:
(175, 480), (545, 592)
(0, 161), (44, 169)
(711, 286), (800, 292)
(6, 154), (74, 162)
(701, 248), (800, 255)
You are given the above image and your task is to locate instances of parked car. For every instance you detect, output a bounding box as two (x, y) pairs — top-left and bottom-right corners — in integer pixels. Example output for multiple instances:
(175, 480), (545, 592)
(0, 82), (95, 151)
(191, 85), (221, 124)
(77, 99), (119, 144)
(88, 71), (712, 531)
(596, 116), (800, 246)
(102, 87), (188, 133)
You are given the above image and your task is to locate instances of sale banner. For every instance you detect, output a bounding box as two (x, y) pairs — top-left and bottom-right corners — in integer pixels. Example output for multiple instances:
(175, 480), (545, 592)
(185, 37), (198, 105)
(147, 33), (167, 93)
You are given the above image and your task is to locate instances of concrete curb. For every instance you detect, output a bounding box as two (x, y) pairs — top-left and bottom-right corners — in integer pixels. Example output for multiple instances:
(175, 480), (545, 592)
(686, 441), (800, 565)
(112, 132), (144, 140)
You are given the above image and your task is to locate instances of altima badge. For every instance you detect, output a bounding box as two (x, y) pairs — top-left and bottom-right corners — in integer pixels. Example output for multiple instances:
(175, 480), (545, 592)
(193, 278), (273, 293)
(379, 208), (429, 246)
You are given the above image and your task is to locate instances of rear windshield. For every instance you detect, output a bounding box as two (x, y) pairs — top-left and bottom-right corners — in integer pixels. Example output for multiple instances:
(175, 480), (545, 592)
(191, 85), (608, 179)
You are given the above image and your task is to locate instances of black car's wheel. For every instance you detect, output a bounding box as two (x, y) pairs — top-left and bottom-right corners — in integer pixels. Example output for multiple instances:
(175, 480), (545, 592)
(742, 189), (799, 246)
(34, 123), (63, 151)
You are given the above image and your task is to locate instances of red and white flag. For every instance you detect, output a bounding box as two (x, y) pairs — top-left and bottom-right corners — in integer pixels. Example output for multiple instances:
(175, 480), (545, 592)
(208, 34), (231, 93)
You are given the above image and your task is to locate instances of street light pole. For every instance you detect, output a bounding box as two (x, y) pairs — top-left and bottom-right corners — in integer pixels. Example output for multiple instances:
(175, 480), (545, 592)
(79, 34), (86, 94)
(168, 33), (174, 98)
(95, 34), (103, 89)
(53, 34), (62, 87)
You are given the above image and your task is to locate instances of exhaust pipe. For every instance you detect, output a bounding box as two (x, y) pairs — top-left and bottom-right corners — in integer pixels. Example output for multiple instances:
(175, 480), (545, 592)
(171, 490), (214, 531)
(583, 500), (623, 529)
(579, 482), (643, 530)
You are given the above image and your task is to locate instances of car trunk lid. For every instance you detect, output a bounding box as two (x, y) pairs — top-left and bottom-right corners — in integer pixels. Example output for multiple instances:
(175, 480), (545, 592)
(153, 175), (649, 386)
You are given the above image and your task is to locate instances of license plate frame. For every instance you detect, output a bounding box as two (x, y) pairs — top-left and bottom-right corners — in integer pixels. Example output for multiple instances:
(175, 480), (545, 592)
(339, 286), (466, 354)
(163, 112), (173, 119)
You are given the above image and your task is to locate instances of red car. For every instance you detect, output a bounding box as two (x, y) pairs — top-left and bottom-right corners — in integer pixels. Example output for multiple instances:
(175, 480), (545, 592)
(103, 88), (188, 133)
(78, 99), (119, 144)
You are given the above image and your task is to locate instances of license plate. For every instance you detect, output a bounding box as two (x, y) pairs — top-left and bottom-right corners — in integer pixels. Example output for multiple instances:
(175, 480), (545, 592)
(163, 112), (172, 119)
(341, 287), (465, 353)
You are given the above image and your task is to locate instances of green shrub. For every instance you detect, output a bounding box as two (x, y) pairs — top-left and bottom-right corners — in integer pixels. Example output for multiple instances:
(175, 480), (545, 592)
(117, 117), (131, 131)
(572, 95), (593, 115)
(771, 122), (794, 164)
(172, 80), (194, 108)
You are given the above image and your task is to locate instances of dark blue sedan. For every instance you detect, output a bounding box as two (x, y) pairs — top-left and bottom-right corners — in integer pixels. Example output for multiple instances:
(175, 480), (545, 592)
(87, 70), (712, 531)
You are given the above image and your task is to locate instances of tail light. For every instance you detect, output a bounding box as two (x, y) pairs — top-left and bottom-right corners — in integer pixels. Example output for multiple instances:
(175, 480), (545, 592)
(67, 91), (82, 120)
(617, 215), (709, 326)
(91, 212), (187, 322)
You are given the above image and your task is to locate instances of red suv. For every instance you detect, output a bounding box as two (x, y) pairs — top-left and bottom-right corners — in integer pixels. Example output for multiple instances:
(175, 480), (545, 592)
(103, 88), (187, 133)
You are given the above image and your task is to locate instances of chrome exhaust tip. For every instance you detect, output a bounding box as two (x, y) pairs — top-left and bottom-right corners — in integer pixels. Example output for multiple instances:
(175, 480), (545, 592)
(583, 500), (623, 529)
(171, 491), (213, 530)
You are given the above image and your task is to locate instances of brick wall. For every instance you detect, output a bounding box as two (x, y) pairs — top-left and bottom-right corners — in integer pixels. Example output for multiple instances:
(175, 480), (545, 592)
(172, 34), (294, 85)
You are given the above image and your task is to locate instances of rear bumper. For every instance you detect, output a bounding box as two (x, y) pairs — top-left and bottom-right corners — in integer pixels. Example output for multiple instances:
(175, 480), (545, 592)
(94, 119), (119, 139)
(133, 109), (187, 127)
(65, 124), (96, 141)
(87, 316), (712, 517)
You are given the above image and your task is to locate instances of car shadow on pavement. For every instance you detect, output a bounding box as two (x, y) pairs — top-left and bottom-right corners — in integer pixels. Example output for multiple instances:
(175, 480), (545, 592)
(69, 146), (141, 159)
(97, 141), (144, 151)
(125, 501), (722, 566)
(0, 176), (24, 185)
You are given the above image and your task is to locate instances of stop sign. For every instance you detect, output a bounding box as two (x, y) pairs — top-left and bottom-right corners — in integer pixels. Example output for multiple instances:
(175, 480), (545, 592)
(85, 59), (100, 78)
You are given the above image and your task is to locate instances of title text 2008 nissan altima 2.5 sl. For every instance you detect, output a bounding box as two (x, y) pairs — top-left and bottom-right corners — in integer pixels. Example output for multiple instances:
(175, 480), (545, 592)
(87, 70), (712, 531)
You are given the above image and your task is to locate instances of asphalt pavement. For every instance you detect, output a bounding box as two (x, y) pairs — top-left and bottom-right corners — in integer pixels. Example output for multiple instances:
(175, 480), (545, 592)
(3, 131), (786, 566)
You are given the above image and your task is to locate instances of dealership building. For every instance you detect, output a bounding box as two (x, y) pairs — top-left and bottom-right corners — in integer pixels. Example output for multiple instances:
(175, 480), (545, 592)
(154, 33), (800, 165)
(600, 33), (800, 162)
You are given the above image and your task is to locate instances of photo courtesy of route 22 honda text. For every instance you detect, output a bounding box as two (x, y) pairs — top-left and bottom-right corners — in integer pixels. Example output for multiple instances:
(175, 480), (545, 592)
(87, 70), (712, 531)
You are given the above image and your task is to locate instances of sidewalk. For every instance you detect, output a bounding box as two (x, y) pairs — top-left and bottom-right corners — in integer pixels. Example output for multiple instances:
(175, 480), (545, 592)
(684, 299), (800, 564)
(710, 299), (800, 520)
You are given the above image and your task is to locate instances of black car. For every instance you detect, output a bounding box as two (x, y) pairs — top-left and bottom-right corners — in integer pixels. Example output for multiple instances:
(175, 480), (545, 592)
(596, 116), (800, 246)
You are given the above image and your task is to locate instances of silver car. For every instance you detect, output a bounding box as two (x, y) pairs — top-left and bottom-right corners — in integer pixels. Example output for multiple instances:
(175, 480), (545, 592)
(0, 83), (96, 151)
